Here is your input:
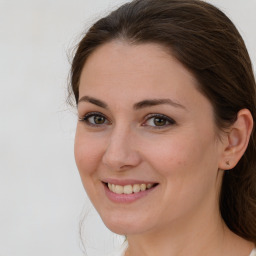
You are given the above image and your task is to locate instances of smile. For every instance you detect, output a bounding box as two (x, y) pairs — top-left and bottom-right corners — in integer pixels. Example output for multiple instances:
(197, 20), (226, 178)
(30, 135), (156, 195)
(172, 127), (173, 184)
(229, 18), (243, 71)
(107, 183), (154, 194)
(103, 181), (159, 203)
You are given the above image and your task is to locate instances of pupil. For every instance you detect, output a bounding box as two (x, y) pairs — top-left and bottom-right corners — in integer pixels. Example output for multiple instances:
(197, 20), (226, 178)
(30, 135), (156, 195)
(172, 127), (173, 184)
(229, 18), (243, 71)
(94, 116), (105, 124)
(154, 118), (166, 126)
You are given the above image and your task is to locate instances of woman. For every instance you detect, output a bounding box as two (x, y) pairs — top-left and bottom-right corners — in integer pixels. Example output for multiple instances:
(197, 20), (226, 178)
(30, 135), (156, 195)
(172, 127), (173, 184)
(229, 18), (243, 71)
(69, 0), (256, 255)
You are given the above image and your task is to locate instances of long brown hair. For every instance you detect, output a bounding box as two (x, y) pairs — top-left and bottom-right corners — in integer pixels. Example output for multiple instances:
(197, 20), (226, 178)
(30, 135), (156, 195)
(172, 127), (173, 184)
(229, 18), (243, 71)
(69, 0), (256, 243)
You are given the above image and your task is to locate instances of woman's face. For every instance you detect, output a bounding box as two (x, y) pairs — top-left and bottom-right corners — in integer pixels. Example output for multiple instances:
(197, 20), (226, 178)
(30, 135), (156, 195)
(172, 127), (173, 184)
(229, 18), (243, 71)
(75, 41), (226, 235)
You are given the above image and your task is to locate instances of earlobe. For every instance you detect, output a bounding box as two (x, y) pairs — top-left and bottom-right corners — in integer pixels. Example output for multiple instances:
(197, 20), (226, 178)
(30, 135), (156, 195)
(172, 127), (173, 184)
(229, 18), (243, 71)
(219, 109), (253, 170)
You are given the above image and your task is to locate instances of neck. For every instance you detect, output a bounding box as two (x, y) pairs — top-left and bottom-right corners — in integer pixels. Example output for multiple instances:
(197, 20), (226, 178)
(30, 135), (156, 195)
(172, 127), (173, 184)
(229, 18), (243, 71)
(125, 205), (253, 256)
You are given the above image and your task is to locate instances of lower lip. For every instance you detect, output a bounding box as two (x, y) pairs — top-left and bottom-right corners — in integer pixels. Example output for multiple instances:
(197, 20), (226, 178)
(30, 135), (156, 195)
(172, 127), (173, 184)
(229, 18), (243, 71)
(103, 183), (158, 203)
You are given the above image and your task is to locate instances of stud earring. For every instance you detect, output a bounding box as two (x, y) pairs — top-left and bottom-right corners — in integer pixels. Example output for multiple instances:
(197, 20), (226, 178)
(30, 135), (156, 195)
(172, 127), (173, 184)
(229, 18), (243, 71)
(225, 160), (230, 166)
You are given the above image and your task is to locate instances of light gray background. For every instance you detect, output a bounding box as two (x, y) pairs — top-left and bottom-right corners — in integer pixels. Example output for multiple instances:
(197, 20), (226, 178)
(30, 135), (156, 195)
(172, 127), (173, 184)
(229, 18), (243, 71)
(0, 1), (255, 256)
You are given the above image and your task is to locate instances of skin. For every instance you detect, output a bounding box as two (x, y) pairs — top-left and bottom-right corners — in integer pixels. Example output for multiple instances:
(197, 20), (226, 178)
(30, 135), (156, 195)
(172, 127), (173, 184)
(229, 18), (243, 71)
(74, 41), (254, 256)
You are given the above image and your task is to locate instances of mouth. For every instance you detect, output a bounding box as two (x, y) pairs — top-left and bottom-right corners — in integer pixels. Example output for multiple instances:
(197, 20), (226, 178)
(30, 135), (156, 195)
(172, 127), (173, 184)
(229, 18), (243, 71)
(101, 178), (159, 203)
(104, 182), (158, 194)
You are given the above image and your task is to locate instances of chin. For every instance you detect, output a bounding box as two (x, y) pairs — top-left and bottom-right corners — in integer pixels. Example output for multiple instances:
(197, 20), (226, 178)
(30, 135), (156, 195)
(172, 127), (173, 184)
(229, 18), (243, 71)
(99, 211), (154, 235)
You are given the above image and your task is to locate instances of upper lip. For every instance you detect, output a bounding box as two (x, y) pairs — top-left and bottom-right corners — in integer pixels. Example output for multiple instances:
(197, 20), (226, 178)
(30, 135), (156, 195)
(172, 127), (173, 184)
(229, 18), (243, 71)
(102, 178), (158, 186)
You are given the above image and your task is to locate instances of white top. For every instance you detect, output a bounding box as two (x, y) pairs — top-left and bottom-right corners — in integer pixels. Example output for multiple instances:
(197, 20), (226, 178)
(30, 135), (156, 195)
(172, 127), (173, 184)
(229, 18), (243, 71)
(107, 243), (256, 256)
(250, 248), (256, 256)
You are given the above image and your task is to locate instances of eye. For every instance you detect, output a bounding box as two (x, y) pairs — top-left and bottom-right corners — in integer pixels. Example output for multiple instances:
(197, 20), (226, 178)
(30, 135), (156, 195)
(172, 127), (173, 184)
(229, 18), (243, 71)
(143, 114), (176, 128)
(79, 112), (110, 127)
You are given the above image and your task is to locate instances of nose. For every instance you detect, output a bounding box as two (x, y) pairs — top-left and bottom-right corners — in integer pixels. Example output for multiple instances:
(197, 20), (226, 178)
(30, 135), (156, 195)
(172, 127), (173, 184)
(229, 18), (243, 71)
(102, 126), (142, 171)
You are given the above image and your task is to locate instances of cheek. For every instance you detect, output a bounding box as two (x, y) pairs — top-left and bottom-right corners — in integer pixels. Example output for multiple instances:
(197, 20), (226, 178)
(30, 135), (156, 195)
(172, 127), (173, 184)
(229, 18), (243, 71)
(142, 134), (220, 219)
(74, 127), (103, 177)
(142, 131), (218, 180)
(141, 134), (197, 171)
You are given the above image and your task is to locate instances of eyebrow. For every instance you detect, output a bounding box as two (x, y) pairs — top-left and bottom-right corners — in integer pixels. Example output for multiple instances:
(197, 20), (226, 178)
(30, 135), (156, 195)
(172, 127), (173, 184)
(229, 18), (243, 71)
(133, 98), (186, 110)
(78, 96), (108, 109)
(78, 96), (186, 110)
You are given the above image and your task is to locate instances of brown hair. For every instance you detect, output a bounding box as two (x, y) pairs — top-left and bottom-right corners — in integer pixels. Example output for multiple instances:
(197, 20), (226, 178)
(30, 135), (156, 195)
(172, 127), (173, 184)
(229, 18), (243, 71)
(69, 0), (256, 243)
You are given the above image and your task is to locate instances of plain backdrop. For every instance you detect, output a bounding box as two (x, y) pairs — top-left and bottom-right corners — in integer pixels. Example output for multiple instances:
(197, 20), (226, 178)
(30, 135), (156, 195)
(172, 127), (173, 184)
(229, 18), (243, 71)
(0, 0), (255, 256)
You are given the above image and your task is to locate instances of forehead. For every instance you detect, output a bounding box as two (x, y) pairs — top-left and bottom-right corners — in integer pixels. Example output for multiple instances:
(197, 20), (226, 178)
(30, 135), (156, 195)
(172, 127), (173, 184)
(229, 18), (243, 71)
(79, 41), (205, 109)
(81, 41), (196, 82)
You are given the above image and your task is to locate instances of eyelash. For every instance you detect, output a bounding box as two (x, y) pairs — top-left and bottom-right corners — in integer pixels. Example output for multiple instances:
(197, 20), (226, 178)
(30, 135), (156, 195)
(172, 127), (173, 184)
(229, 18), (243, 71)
(78, 112), (110, 127)
(142, 113), (176, 129)
(78, 112), (176, 129)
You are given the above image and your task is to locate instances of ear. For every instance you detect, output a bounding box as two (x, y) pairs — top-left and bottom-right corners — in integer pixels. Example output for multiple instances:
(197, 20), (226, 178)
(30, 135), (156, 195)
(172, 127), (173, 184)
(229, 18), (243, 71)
(218, 109), (254, 170)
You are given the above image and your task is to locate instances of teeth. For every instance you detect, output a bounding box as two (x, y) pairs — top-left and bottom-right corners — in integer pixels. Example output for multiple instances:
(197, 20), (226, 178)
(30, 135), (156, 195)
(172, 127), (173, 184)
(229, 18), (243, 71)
(114, 185), (123, 194)
(108, 183), (155, 194)
(147, 184), (153, 189)
(124, 185), (133, 194)
(140, 184), (146, 191)
(133, 184), (141, 193)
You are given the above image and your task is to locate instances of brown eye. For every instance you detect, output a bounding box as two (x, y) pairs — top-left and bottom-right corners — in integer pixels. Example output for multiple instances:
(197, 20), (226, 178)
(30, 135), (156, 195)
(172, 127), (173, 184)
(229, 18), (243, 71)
(143, 114), (176, 129)
(153, 117), (167, 126)
(80, 112), (110, 126)
(93, 115), (105, 124)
